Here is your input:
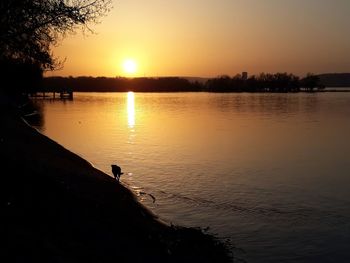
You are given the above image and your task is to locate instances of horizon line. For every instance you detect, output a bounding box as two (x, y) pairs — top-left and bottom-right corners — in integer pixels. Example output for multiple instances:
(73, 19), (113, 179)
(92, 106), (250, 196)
(44, 72), (350, 79)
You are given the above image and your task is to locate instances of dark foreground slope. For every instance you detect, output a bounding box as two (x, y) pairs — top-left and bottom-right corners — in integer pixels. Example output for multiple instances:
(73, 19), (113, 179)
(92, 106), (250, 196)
(0, 97), (232, 263)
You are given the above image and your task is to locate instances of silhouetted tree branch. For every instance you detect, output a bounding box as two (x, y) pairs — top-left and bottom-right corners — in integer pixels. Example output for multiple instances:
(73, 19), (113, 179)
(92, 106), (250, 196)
(0, 0), (111, 70)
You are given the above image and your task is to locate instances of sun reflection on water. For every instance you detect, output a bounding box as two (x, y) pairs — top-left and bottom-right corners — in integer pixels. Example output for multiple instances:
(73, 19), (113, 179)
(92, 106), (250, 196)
(127, 91), (135, 128)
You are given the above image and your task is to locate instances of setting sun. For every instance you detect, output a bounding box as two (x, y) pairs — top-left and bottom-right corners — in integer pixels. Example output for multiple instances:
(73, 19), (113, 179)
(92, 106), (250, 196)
(123, 59), (137, 75)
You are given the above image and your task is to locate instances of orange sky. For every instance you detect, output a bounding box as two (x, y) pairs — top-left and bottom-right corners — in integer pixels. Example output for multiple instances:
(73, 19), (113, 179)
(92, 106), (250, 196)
(50, 0), (350, 77)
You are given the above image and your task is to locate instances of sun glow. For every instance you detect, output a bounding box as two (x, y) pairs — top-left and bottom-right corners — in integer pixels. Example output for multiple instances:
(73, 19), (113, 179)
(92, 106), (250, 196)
(123, 59), (137, 75)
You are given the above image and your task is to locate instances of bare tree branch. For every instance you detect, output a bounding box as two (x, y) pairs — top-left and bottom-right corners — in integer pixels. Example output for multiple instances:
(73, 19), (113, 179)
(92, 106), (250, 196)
(0, 0), (112, 70)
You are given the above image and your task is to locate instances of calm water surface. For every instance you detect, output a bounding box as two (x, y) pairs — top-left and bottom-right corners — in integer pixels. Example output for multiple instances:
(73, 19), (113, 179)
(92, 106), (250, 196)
(35, 92), (350, 262)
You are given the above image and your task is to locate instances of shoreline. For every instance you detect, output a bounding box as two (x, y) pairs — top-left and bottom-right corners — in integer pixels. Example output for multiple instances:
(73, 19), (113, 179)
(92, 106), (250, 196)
(0, 96), (232, 262)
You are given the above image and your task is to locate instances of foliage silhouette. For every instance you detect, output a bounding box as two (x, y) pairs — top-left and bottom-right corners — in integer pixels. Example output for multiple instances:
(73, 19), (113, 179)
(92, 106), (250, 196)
(0, 0), (111, 70)
(0, 0), (111, 94)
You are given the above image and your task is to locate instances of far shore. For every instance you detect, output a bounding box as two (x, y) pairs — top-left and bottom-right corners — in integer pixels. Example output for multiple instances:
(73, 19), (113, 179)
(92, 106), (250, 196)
(0, 94), (232, 263)
(40, 74), (350, 93)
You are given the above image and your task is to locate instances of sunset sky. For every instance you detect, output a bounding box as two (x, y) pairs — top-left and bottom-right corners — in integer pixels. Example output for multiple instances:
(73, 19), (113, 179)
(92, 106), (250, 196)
(51, 0), (350, 78)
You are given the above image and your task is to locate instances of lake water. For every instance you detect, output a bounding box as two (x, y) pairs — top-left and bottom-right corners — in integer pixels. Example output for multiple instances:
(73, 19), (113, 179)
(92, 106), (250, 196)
(34, 92), (350, 262)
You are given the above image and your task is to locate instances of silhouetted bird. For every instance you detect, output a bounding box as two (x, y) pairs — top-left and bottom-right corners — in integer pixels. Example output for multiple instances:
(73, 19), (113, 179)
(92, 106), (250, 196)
(111, 164), (123, 182)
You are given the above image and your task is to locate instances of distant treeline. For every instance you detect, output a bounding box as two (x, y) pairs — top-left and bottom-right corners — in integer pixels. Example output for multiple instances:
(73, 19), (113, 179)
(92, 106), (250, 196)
(42, 76), (202, 92)
(318, 73), (350, 87)
(206, 73), (300, 92)
(206, 73), (324, 92)
(42, 73), (323, 93)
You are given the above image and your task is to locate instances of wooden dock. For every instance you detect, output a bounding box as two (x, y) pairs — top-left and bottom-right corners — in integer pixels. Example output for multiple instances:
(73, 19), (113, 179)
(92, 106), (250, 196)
(29, 88), (73, 100)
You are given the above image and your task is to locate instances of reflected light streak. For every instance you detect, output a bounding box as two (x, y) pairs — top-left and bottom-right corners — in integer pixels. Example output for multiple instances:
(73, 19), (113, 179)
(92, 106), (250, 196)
(127, 91), (135, 128)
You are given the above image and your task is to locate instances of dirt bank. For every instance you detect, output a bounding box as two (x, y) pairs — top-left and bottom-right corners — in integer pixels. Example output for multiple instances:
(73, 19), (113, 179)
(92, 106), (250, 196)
(0, 95), (232, 263)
